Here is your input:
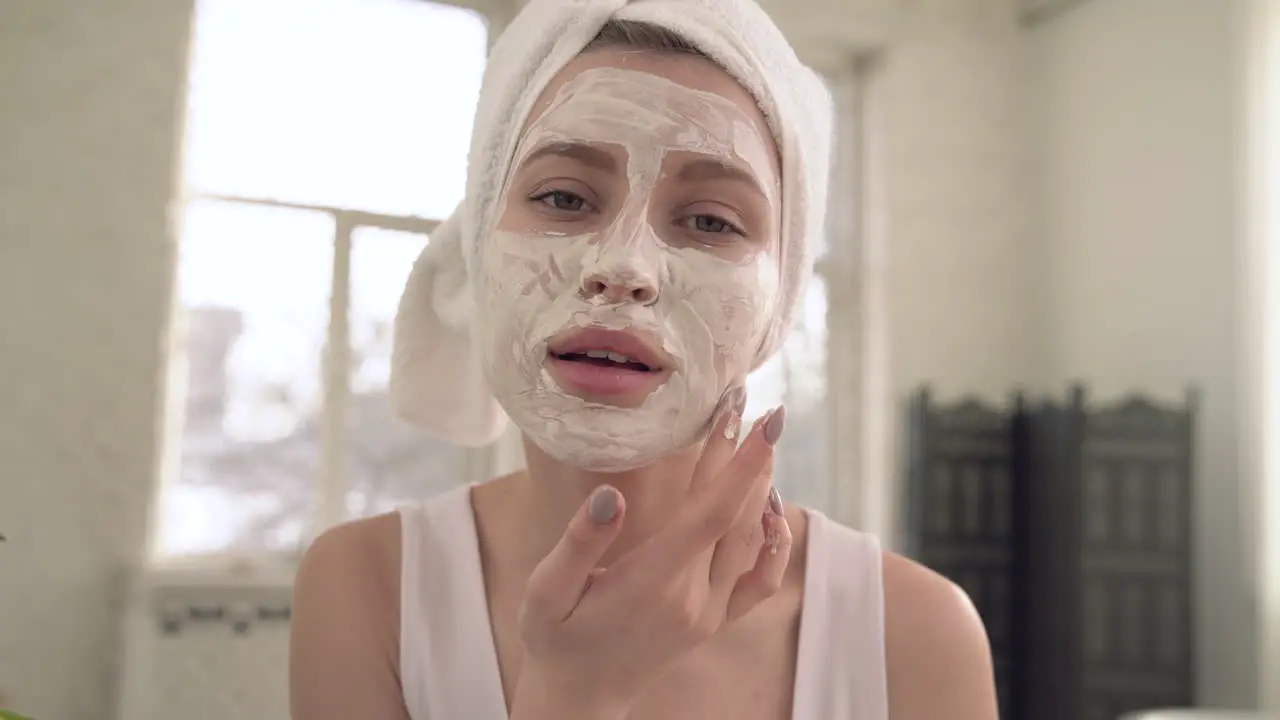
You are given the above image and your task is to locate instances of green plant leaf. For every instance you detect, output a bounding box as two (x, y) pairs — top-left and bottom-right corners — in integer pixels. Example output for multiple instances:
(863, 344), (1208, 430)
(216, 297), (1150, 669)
(0, 710), (35, 720)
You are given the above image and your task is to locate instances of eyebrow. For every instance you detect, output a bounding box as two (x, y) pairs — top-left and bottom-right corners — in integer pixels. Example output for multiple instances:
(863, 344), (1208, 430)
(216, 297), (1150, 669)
(674, 157), (774, 202)
(519, 141), (619, 173)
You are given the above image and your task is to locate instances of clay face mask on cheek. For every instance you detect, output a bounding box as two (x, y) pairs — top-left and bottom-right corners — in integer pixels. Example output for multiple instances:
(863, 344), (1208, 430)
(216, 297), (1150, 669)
(473, 67), (781, 472)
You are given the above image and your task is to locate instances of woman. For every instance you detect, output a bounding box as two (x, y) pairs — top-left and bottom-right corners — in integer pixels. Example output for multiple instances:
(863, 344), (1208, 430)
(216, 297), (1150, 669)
(289, 1), (998, 718)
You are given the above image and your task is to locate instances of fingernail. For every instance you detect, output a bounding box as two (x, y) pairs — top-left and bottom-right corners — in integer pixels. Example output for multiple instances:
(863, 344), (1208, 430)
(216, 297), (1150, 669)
(732, 385), (748, 416)
(764, 405), (787, 446)
(768, 486), (784, 516)
(589, 486), (620, 524)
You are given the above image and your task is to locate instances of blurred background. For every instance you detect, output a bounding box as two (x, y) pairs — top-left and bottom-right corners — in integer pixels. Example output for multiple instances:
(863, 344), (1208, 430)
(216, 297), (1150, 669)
(1, 0), (1277, 718)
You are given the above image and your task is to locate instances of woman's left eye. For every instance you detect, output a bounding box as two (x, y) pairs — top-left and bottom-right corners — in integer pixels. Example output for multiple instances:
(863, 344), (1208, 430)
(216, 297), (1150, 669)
(684, 214), (742, 236)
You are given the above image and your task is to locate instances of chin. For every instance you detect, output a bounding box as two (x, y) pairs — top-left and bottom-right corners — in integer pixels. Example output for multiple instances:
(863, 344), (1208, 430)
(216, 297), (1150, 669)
(503, 390), (710, 473)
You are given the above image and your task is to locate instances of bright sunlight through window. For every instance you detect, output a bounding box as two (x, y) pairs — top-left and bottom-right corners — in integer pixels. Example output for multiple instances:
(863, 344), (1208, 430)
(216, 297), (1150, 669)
(157, 0), (487, 559)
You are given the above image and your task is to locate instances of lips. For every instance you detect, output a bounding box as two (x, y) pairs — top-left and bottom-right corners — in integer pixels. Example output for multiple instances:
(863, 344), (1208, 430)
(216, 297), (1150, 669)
(546, 327), (669, 373)
(553, 348), (654, 372)
(545, 327), (672, 399)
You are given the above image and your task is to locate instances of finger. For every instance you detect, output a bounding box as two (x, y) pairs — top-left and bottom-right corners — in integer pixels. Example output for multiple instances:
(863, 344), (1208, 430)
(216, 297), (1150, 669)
(707, 457), (775, 593)
(524, 485), (625, 623)
(690, 405), (784, 540)
(690, 384), (747, 490)
(683, 415), (769, 587)
(725, 509), (794, 623)
(640, 406), (786, 576)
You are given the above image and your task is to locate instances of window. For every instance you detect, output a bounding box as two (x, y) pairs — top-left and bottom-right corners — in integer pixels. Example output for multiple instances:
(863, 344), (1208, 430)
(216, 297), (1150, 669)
(156, 0), (488, 558)
(744, 275), (831, 511)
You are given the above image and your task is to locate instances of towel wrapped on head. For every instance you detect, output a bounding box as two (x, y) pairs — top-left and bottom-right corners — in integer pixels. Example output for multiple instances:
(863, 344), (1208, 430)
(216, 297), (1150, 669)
(391, 0), (835, 447)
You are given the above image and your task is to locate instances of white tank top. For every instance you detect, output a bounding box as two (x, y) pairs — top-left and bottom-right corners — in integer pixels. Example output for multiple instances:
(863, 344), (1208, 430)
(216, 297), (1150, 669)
(397, 484), (889, 719)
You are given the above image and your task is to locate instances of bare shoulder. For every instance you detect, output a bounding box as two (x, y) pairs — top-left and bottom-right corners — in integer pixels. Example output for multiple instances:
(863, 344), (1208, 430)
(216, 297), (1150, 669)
(290, 512), (409, 720)
(881, 550), (999, 720)
(293, 511), (403, 639)
(298, 511), (403, 584)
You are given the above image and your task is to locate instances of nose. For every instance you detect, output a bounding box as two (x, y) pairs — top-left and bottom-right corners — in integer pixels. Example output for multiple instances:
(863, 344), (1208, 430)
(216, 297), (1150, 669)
(581, 269), (659, 305)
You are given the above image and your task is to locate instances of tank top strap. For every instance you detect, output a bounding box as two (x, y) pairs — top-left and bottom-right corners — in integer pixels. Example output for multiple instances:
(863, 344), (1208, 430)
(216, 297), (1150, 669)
(398, 484), (507, 720)
(792, 509), (890, 719)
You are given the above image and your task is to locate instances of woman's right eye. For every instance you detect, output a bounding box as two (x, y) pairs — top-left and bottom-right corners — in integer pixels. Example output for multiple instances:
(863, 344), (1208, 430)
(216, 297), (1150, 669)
(532, 190), (592, 213)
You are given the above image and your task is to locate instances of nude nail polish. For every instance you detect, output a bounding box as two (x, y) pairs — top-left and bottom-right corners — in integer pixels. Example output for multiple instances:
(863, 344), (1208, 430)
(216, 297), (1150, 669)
(768, 486), (784, 516)
(764, 405), (787, 446)
(589, 486), (619, 524)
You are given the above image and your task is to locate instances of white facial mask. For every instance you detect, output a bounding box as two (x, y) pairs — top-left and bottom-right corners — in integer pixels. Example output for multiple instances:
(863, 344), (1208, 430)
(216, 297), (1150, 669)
(474, 66), (781, 472)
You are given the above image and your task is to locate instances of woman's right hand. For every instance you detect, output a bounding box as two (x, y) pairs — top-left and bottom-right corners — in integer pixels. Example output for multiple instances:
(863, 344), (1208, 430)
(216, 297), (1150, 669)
(509, 393), (792, 720)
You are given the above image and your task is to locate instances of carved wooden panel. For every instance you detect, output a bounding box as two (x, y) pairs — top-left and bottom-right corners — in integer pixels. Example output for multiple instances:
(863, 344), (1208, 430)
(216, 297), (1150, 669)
(1023, 386), (1197, 720)
(904, 389), (1028, 720)
(905, 385), (1196, 720)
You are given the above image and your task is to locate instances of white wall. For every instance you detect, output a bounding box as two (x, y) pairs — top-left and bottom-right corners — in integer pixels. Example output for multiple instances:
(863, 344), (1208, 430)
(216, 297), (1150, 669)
(879, 0), (1038, 399)
(854, 0), (1037, 544)
(0, 0), (194, 717)
(1029, 0), (1258, 707)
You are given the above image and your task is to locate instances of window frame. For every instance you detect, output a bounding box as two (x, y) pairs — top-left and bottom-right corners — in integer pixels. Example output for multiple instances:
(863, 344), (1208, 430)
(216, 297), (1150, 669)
(156, 191), (496, 565)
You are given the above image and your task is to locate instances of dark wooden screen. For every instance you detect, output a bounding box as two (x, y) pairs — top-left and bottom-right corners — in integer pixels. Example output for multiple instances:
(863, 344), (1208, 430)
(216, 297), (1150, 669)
(904, 385), (1196, 720)
(904, 388), (1029, 720)
(1023, 386), (1197, 720)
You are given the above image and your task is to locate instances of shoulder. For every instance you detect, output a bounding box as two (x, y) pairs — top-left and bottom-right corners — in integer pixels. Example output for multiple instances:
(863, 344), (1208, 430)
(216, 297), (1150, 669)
(290, 512), (408, 718)
(292, 511), (403, 645)
(295, 511), (403, 605)
(881, 550), (999, 720)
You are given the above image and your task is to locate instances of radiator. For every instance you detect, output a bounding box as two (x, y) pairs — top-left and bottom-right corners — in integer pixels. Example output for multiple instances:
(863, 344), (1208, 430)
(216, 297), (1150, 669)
(116, 565), (294, 720)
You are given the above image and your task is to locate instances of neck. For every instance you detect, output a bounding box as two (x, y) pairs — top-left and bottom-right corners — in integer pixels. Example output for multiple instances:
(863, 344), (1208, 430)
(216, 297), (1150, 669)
(507, 434), (705, 568)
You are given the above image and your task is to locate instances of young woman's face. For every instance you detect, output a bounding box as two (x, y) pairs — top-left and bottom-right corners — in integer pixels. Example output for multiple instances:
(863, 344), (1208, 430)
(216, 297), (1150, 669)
(474, 48), (783, 472)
